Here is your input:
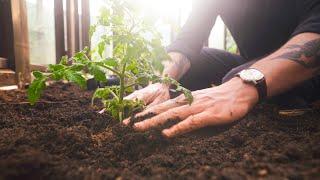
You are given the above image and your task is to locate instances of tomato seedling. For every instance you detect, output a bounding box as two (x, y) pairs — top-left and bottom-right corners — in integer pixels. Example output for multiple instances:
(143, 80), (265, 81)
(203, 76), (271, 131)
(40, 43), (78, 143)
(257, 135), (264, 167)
(28, 0), (192, 121)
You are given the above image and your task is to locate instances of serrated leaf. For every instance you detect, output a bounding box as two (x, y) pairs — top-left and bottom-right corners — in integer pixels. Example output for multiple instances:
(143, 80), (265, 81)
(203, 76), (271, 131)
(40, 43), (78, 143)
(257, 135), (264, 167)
(152, 58), (164, 73)
(51, 71), (65, 80)
(27, 76), (47, 105)
(48, 64), (65, 72)
(70, 64), (85, 71)
(98, 41), (106, 58)
(83, 46), (89, 54)
(151, 38), (162, 47)
(136, 76), (149, 86)
(98, 7), (111, 26)
(88, 63), (107, 82)
(65, 70), (86, 88)
(60, 56), (68, 65)
(126, 62), (138, 74)
(89, 25), (97, 38)
(182, 88), (193, 105)
(32, 71), (44, 79)
(73, 51), (89, 64)
(103, 58), (118, 67)
(92, 88), (111, 104)
(127, 45), (139, 58)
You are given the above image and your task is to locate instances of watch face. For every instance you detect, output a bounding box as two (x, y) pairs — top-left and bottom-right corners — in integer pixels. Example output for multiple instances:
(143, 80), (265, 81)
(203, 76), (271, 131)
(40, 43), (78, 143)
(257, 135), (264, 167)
(239, 69), (264, 82)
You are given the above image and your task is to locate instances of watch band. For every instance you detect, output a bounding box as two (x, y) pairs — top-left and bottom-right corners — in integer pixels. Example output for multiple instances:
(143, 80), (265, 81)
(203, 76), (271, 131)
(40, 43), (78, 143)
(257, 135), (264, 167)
(256, 77), (267, 101)
(235, 70), (268, 101)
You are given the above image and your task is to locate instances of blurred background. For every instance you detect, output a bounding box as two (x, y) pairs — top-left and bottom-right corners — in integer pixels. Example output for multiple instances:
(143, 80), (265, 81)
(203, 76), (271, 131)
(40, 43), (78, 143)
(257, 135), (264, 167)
(25, 0), (237, 65)
(0, 0), (237, 88)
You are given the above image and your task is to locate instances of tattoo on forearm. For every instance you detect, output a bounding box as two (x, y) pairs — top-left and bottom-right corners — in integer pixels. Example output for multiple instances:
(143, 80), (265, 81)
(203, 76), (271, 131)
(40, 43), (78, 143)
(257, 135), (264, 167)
(272, 38), (320, 69)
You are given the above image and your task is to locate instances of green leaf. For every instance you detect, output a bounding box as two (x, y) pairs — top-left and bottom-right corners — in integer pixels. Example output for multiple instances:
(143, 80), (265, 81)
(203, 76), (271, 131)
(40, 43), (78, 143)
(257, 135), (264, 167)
(108, 99), (120, 119)
(65, 70), (86, 88)
(60, 56), (68, 65)
(83, 46), (89, 54)
(27, 76), (47, 105)
(156, 75), (194, 105)
(73, 51), (89, 64)
(48, 64), (65, 72)
(151, 58), (164, 73)
(89, 25), (97, 38)
(127, 45), (139, 58)
(32, 71), (44, 79)
(98, 7), (111, 26)
(136, 76), (149, 86)
(70, 64), (85, 71)
(92, 86), (119, 105)
(98, 41), (106, 58)
(103, 58), (118, 67)
(180, 87), (193, 105)
(93, 88), (111, 103)
(126, 62), (138, 74)
(48, 64), (67, 81)
(51, 71), (65, 81)
(151, 38), (162, 47)
(88, 63), (107, 82)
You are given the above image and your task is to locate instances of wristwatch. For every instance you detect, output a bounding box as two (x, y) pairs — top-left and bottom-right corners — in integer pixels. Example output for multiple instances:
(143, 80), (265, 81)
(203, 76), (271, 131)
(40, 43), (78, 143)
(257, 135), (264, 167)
(236, 68), (267, 101)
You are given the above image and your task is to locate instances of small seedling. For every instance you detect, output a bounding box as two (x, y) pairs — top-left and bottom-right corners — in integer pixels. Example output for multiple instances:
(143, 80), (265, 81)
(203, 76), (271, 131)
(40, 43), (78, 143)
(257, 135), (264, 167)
(28, 0), (192, 121)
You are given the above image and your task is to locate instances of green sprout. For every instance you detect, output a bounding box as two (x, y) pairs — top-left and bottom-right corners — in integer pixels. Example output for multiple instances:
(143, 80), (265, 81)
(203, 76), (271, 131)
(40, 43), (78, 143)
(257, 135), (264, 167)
(27, 0), (193, 121)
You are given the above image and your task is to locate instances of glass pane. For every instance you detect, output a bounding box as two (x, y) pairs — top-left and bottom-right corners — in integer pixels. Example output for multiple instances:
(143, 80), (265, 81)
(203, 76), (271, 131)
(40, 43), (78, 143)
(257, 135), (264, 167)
(89, 0), (113, 59)
(89, 0), (192, 48)
(26, 0), (56, 65)
(208, 16), (226, 50)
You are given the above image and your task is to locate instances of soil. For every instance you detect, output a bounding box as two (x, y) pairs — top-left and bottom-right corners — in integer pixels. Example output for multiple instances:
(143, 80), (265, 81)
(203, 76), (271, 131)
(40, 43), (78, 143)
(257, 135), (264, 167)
(0, 82), (319, 180)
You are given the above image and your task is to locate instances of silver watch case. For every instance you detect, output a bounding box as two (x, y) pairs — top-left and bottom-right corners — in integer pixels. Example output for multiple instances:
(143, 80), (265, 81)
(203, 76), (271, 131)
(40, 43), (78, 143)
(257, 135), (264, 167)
(237, 68), (264, 84)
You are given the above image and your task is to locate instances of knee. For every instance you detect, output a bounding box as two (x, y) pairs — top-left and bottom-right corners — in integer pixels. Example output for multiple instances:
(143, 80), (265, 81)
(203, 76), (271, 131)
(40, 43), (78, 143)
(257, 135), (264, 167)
(222, 66), (243, 83)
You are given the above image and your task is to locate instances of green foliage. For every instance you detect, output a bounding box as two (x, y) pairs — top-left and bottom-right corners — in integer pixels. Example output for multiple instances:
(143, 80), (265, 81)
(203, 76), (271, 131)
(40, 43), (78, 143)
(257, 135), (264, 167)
(27, 0), (193, 121)
(65, 71), (86, 88)
(28, 71), (47, 105)
(226, 29), (238, 54)
(88, 63), (107, 82)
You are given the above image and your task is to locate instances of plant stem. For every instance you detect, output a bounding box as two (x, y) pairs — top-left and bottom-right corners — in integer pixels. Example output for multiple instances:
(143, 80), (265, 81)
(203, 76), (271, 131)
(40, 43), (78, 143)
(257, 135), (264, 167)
(98, 64), (121, 76)
(118, 75), (125, 121)
(109, 89), (119, 101)
(83, 54), (121, 76)
(118, 62), (127, 121)
(124, 82), (138, 89)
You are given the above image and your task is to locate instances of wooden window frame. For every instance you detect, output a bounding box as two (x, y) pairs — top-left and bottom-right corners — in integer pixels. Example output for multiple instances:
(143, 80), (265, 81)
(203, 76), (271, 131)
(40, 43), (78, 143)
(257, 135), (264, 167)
(0, 0), (30, 87)
(0, 0), (91, 87)
(55, 0), (90, 63)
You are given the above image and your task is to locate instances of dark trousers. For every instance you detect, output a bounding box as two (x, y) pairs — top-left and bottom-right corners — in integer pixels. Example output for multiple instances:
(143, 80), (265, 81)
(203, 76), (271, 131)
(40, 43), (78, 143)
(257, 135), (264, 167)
(179, 48), (320, 105)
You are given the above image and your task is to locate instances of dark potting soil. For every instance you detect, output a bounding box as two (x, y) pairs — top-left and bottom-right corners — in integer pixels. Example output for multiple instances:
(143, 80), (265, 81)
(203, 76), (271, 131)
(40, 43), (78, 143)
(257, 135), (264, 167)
(0, 82), (319, 180)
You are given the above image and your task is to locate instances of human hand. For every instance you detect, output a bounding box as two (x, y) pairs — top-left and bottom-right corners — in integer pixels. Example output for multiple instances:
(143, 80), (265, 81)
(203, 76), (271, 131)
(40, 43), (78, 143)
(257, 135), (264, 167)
(124, 83), (170, 108)
(125, 78), (259, 138)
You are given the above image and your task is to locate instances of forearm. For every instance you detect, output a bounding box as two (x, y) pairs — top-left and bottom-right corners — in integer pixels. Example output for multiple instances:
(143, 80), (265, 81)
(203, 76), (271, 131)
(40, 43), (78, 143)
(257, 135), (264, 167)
(162, 52), (191, 81)
(250, 33), (320, 97)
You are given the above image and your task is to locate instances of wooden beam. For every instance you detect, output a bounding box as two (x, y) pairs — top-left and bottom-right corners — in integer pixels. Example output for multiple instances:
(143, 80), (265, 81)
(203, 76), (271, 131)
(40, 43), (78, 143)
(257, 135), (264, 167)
(11, 0), (31, 88)
(0, 0), (15, 70)
(81, 0), (90, 50)
(0, 57), (8, 69)
(66, 0), (80, 57)
(54, 0), (66, 63)
(0, 69), (16, 86)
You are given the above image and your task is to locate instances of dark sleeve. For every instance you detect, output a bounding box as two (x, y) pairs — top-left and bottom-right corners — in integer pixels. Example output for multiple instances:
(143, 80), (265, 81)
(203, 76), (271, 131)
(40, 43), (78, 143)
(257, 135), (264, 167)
(166, 0), (219, 60)
(292, 2), (320, 37)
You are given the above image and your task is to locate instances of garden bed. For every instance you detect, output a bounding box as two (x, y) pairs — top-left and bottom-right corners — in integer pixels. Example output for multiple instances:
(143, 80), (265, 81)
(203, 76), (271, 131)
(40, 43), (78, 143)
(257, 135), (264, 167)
(0, 82), (319, 179)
